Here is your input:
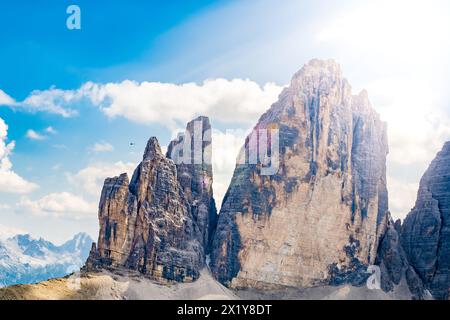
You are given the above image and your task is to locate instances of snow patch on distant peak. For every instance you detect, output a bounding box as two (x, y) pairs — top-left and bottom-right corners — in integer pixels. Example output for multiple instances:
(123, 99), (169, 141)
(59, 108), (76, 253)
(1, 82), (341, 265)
(0, 231), (94, 287)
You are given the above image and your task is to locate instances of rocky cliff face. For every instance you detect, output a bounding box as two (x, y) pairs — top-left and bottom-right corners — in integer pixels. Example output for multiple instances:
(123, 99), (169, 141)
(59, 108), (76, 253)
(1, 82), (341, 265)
(402, 141), (450, 299)
(211, 59), (390, 289)
(375, 217), (428, 300)
(166, 116), (217, 254)
(86, 118), (217, 283)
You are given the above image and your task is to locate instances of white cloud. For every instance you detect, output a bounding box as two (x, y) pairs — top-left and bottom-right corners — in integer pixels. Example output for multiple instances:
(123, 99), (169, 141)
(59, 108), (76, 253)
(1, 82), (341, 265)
(26, 127), (58, 141)
(364, 77), (450, 219)
(160, 145), (168, 156)
(20, 88), (78, 117)
(67, 161), (136, 196)
(0, 87), (77, 117)
(316, 0), (450, 220)
(0, 90), (15, 105)
(0, 118), (38, 193)
(18, 192), (96, 219)
(367, 76), (450, 163)
(89, 141), (114, 153)
(26, 129), (47, 141)
(211, 128), (249, 206)
(0, 171), (38, 194)
(86, 79), (282, 127)
(387, 176), (420, 221)
(45, 126), (57, 134)
(3, 79), (283, 128)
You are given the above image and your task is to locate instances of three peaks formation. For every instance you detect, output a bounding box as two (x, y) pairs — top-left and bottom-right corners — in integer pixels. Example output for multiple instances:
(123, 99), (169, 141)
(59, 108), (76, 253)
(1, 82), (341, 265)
(27, 60), (450, 299)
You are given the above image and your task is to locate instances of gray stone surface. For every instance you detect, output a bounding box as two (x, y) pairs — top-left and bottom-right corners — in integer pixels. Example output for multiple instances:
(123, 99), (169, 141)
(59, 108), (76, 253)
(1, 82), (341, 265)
(402, 141), (450, 299)
(86, 120), (218, 282)
(375, 218), (427, 299)
(211, 59), (390, 289)
(166, 116), (217, 254)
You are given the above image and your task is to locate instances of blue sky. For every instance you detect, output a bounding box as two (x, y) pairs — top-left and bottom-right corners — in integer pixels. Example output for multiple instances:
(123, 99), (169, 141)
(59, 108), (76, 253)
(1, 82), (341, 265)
(0, 0), (228, 242)
(0, 1), (224, 96)
(0, 0), (449, 243)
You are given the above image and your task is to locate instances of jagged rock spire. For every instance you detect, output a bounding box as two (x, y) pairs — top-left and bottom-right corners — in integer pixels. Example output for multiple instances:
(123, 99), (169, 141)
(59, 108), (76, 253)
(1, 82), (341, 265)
(143, 137), (163, 160)
(166, 116), (217, 254)
(85, 118), (217, 283)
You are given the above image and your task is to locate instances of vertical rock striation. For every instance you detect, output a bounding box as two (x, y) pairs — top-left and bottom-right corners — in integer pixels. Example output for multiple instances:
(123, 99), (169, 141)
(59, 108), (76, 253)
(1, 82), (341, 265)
(402, 141), (450, 299)
(211, 59), (390, 289)
(86, 117), (217, 283)
(375, 217), (427, 299)
(166, 116), (217, 254)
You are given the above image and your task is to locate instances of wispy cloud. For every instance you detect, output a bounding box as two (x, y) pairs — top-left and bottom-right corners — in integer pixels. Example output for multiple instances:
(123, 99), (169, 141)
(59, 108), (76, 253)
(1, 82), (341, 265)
(26, 129), (47, 141)
(20, 88), (78, 117)
(17, 192), (96, 220)
(26, 126), (58, 141)
(0, 90), (16, 106)
(45, 126), (57, 134)
(0, 88), (77, 117)
(67, 161), (136, 196)
(89, 141), (114, 153)
(52, 144), (69, 150)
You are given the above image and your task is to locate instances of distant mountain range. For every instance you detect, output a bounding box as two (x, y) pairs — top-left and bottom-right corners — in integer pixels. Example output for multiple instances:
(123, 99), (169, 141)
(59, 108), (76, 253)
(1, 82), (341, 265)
(0, 232), (93, 287)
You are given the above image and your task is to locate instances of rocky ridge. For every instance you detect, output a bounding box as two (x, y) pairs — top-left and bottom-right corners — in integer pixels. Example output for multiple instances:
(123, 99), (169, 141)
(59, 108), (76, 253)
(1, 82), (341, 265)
(86, 117), (218, 283)
(401, 142), (450, 299)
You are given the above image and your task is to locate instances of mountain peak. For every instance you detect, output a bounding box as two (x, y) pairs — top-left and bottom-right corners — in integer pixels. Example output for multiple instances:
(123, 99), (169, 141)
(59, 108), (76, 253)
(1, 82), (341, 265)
(441, 141), (450, 153)
(292, 59), (342, 82)
(12, 234), (32, 242)
(60, 233), (93, 253)
(211, 59), (389, 289)
(402, 140), (450, 299)
(86, 118), (215, 283)
(72, 232), (90, 239)
(143, 137), (163, 160)
(0, 232), (93, 287)
(282, 59), (349, 107)
(71, 232), (93, 244)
